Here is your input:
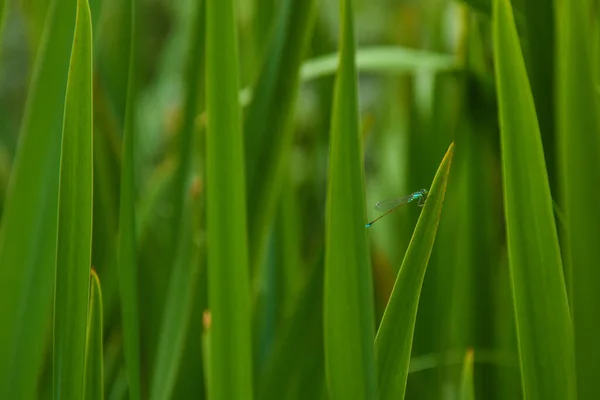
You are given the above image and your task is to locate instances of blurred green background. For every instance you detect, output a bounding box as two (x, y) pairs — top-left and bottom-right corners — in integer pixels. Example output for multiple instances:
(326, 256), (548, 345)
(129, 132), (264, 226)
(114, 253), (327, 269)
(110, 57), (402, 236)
(0, 0), (598, 398)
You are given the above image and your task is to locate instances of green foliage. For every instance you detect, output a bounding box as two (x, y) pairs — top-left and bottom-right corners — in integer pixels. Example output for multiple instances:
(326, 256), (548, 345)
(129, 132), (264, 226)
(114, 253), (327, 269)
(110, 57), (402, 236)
(116, 0), (141, 397)
(0, 0), (598, 398)
(205, 0), (253, 397)
(556, 0), (600, 397)
(493, 0), (576, 397)
(84, 270), (104, 400)
(323, 0), (377, 398)
(53, 0), (94, 397)
(0, 0), (77, 397)
(375, 143), (454, 400)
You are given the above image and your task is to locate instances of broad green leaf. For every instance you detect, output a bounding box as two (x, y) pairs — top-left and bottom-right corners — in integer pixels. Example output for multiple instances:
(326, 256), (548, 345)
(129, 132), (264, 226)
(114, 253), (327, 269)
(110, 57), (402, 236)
(374, 143), (454, 400)
(244, 0), (317, 272)
(0, 0), (77, 397)
(205, 0), (254, 397)
(300, 46), (457, 82)
(493, 0), (577, 398)
(53, 0), (93, 396)
(323, 0), (377, 398)
(117, 0), (140, 397)
(84, 270), (104, 400)
(459, 349), (475, 400)
(556, 0), (600, 397)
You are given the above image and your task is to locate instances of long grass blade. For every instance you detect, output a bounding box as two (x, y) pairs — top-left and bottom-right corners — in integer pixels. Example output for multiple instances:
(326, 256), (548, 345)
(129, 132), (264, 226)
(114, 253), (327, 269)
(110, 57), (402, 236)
(0, 0), (77, 397)
(117, 0), (140, 396)
(459, 349), (475, 400)
(374, 143), (454, 400)
(323, 0), (377, 398)
(150, 190), (202, 400)
(52, 0), (93, 396)
(493, 0), (577, 397)
(244, 0), (317, 271)
(84, 270), (104, 400)
(205, 0), (254, 397)
(556, 0), (600, 396)
(301, 46), (457, 81)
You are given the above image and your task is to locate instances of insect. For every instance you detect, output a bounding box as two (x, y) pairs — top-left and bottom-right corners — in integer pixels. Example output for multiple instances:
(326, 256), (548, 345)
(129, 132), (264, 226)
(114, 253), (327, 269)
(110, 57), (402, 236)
(365, 189), (428, 228)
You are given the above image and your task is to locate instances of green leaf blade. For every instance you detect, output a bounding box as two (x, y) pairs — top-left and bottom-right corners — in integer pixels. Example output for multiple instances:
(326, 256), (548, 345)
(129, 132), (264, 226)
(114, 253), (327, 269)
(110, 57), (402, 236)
(323, 0), (377, 398)
(117, 0), (141, 397)
(493, 0), (577, 398)
(149, 195), (202, 400)
(459, 349), (475, 400)
(300, 46), (457, 82)
(84, 270), (104, 400)
(244, 0), (317, 271)
(205, 0), (254, 397)
(0, 0), (77, 397)
(556, 0), (600, 397)
(53, 0), (94, 397)
(374, 143), (454, 400)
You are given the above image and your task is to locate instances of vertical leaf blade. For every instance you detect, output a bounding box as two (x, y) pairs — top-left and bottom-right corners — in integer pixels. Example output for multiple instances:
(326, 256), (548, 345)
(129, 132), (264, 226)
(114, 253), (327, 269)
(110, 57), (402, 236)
(323, 0), (377, 398)
(117, 0), (140, 397)
(374, 143), (454, 400)
(150, 194), (202, 400)
(205, 0), (254, 397)
(493, 0), (577, 398)
(84, 270), (104, 400)
(53, 0), (94, 396)
(244, 0), (317, 269)
(0, 0), (77, 397)
(459, 349), (475, 400)
(556, 0), (600, 396)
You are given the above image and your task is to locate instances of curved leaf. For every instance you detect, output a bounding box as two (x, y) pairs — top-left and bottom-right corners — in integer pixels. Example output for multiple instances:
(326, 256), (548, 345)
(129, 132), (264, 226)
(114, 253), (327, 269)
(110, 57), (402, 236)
(374, 142), (454, 400)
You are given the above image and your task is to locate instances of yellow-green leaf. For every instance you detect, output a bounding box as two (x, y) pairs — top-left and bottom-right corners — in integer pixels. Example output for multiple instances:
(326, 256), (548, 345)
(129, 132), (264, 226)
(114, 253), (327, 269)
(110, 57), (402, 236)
(84, 270), (104, 400)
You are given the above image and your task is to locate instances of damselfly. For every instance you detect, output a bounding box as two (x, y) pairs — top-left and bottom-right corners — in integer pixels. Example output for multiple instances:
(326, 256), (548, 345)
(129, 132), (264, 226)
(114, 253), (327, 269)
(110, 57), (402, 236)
(365, 189), (428, 228)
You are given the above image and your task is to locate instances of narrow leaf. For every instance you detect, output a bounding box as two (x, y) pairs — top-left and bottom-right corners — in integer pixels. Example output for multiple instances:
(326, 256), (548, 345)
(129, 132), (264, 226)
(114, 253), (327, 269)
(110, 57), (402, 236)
(117, 0), (140, 397)
(323, 0), (377, 398)
(244, 0), (317, 271)
(374, 142), (454, 400)
(205, 0), (254, 397)
(459, 349), (475, 400)
(300, 46), (457, 82)
(493, 0), (577, 398)
(150, 191), (202, 400)
(84, 270), (104, 400)
(53, 0), (94, 396)
(556, 0), (600, 396)
(0, 0), (77, 397)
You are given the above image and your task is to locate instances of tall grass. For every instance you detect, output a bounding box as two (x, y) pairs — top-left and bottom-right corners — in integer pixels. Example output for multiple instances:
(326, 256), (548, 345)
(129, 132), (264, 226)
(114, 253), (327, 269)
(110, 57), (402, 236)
(0, 0), (598, 398)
